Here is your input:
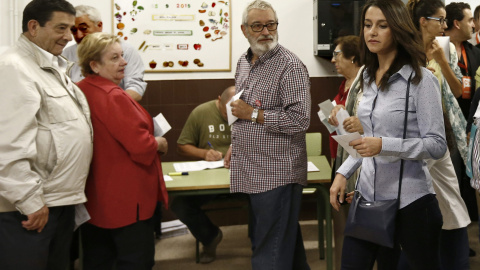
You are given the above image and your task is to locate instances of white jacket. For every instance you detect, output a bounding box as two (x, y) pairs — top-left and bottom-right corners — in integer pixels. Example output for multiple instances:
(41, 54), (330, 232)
(0, 35), (93, 215)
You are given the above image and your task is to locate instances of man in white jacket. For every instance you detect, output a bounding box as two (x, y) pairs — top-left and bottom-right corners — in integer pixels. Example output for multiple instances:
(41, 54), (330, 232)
(0, 0), (93, 269)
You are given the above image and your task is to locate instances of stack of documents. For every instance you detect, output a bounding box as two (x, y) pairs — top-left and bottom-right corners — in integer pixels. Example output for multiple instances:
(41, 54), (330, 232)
(173, 160), (224, 172)
(160, 219), (189, 239)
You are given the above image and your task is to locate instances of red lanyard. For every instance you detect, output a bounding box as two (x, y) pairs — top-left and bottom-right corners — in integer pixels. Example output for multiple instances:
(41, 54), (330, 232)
(458, 44), (469, 75)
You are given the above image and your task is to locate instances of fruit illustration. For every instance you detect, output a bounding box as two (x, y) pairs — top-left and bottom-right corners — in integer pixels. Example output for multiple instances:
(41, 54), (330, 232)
(193, 44), (202, 50)
(149, 60), (157, 69)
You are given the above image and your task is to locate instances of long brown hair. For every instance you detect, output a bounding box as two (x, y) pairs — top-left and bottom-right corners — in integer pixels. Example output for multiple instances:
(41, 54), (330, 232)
(360, 0), (426, 89)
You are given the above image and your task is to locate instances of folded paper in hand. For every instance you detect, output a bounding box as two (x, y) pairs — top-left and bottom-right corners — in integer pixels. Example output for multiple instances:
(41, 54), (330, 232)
(226, 90), (245, 125)
(318, 99), (338, 133)
(154, 113), (171, 137)
(332, 132), (362, 158)
(334, 108), (350, 135)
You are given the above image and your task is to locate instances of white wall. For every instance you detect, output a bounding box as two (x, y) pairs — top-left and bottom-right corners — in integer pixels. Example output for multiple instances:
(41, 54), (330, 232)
(1, 0), (478, 80)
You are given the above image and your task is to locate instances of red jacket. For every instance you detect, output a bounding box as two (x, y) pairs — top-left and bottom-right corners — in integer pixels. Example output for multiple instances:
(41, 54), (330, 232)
(77, 75), (168, 229)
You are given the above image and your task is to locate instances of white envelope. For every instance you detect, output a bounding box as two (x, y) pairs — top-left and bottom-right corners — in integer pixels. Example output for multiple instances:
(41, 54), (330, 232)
(154, 113), (171, 137)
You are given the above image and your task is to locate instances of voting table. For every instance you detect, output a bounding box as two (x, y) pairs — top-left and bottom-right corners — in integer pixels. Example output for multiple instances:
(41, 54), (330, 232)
(163, 155), (333, 270)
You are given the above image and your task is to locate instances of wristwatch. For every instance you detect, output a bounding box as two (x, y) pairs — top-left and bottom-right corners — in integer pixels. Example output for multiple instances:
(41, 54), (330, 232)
(251, 108), (259, 123)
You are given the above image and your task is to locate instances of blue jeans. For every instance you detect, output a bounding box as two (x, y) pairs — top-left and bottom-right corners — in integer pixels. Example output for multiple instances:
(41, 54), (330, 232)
(249, 183), (310, 270)
(341, 194), (443, 270)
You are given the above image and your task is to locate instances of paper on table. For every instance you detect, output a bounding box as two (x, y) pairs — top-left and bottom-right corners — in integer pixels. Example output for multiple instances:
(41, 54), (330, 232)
(153, 113), (172, 137)
(435, 36), (450, 62)
(226, 90), (244, 125)
(173, 160), (224, 172)
(307, 161), (320, 172)
(332, 132), (362, 158)
(163, 175), (173, 181)
(335, 108), (351, 135)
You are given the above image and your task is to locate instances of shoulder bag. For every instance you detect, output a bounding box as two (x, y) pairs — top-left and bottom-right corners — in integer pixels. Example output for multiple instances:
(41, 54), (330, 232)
(343, 73), (412, 248)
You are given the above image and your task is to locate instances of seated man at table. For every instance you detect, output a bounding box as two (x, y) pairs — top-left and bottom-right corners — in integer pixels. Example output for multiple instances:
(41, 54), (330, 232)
(171, 86), (235, 264)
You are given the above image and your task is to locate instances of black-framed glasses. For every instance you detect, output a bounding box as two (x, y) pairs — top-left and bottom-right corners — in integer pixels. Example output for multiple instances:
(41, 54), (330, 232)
(250, 22), (279, 32)
(426, 17), (448, 25)
(332, 50), (342, 60)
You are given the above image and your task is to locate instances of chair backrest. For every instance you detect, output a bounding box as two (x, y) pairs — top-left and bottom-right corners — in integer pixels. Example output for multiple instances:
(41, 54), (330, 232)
(306, 132), (322, 156)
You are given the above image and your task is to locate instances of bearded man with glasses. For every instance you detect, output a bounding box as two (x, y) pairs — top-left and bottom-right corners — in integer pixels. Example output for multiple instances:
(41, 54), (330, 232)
(225, 0), (311, 269)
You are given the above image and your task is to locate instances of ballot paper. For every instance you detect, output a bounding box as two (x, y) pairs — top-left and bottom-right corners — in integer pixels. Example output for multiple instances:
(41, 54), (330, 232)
(163, 175), (173, 181)
(332, 132), (362, 158)
(319, 99), (335, 118)
(318, 99), (338, 133)
(226, 90), (244, 125)
(173, 160), (224, 172)
(153, 113), (171, 137)
(435, 36), (450, 62)
(334, 108), (351, 135)
(74, 204), (90, 231)
(318, 110), (336, 133)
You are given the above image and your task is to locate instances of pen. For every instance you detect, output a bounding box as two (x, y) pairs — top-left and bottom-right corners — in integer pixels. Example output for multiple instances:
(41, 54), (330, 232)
(168, 172), (189, 176)
(207, 141), (215, 149)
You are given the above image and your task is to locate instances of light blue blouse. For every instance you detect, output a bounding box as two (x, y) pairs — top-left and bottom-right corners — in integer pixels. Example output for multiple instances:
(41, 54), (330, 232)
(337, 65), (447, 209)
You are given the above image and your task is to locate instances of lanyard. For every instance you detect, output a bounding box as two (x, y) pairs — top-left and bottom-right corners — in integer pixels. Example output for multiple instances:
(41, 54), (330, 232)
(458, 44), (469, 75)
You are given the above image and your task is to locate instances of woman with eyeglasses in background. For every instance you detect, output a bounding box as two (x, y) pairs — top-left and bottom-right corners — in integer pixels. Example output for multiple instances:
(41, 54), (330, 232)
(406, 0), (471, 268)
(326, 35), (363, 270)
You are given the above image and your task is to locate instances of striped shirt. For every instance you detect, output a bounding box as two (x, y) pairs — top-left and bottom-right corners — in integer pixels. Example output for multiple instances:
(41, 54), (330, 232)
(230, 44), (311, 194)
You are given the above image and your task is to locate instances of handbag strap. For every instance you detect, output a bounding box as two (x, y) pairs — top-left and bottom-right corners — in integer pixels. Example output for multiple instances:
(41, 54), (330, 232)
(397, 72), (413, 202)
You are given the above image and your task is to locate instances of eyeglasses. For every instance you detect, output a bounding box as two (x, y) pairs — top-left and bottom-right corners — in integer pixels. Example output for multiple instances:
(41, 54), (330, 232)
(249, 22), (279, 32)
(332, 50), (342, 60)
(426, 17), (448, 25)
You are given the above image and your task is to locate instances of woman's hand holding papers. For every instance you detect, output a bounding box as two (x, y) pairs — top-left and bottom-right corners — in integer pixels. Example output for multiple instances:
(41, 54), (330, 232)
(349, 137), (382, 157)
(328, 105), (364, 134)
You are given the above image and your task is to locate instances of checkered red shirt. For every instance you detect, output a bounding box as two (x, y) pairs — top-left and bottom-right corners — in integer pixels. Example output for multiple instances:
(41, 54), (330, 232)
(230, 44), (311, 194)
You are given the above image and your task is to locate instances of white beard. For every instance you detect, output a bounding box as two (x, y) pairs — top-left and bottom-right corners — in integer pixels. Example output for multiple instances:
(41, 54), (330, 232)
(247, 32), (279, 57)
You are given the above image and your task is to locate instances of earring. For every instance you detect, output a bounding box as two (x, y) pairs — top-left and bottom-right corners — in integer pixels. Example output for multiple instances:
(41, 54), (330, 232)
(351, 60), (355, 64)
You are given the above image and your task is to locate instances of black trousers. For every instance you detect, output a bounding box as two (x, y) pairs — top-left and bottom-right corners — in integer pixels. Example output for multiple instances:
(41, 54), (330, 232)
(0, 205), (75, 270)
(81, 218), (155, 270)
(341, 194), (443, 270)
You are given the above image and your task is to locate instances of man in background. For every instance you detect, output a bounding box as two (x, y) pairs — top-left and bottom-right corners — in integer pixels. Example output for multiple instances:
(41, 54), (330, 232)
(171, 86), (235, 264)
(469, 5), (480, 46)
(0, 0), (93, 269)
(445, 1), (480, 257)
(62, 5), (146, 101)
(225, 0), (311, 269)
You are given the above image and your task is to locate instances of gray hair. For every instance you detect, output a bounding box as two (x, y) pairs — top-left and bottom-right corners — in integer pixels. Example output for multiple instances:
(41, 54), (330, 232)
(242, 0), (278, 25)
(75, 5), (102, 23)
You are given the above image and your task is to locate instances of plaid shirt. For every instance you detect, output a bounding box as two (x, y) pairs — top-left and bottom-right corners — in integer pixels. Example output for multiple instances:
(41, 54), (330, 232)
(230, 44), (311, 194)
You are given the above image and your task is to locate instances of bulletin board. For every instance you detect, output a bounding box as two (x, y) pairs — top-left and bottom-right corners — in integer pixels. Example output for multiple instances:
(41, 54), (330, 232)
(112, 0), (232, 72)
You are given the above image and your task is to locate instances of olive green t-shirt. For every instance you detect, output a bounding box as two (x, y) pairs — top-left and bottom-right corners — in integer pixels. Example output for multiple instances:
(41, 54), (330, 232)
(177, 100), (231, 155)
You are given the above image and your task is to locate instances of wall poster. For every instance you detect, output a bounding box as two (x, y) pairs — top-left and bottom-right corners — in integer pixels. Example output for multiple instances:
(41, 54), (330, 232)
(112, 0), (232, 72)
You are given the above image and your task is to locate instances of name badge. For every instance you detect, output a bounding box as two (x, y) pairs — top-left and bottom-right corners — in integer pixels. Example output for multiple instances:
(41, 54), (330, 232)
(462, 76), (471, 99)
